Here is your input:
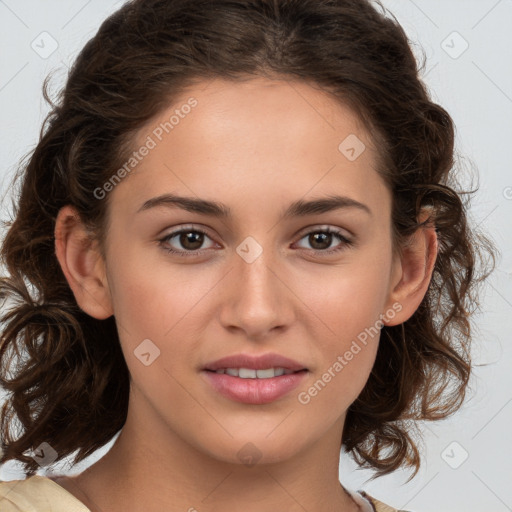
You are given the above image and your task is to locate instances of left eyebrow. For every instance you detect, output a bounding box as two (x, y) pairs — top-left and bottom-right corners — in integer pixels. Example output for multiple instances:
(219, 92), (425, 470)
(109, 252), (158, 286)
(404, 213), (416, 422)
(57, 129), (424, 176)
(136, 193), (372, 218)
(282, 194), (372, 218)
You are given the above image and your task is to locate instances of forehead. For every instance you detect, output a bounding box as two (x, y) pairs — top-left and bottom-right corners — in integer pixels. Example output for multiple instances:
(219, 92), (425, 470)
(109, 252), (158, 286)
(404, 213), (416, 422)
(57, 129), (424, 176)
(136, 76), (374, 154)
(113, 77), (389, 221)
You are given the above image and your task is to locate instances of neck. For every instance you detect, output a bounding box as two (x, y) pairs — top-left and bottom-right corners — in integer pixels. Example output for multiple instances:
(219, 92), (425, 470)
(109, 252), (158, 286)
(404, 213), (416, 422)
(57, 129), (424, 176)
(55, 396), (361, 512)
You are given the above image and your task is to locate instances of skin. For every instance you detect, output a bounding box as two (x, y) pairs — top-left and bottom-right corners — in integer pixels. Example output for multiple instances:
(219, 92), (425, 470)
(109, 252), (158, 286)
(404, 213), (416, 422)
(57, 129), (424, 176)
(53, 77), (438, 512)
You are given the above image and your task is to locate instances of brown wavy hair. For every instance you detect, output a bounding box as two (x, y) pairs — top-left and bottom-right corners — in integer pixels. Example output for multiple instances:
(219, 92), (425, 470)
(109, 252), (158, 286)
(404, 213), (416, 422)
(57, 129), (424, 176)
(0, 0), (496, 478)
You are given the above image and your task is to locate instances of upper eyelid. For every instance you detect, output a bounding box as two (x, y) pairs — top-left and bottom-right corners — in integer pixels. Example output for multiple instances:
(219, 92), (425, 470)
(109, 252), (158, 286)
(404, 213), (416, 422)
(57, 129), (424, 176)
(161, 225), (215, 241)
(295, 224), (352, 239)
(161, 224), (351, 238)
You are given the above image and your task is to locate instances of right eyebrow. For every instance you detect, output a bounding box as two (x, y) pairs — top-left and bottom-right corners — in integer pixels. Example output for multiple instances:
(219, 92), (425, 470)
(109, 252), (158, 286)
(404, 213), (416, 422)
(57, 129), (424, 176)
(137, 194), (230, 217)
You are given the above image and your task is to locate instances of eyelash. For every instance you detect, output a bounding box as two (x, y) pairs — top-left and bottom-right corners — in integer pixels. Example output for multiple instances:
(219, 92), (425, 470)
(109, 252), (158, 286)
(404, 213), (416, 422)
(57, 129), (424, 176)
(158, 225), (354, 257)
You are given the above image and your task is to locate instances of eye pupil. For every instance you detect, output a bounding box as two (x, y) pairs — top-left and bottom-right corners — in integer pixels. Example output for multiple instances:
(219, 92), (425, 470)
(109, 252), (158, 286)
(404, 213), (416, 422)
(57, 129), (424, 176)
(310, 232), (331, 250)
(181, 231), (204, 250)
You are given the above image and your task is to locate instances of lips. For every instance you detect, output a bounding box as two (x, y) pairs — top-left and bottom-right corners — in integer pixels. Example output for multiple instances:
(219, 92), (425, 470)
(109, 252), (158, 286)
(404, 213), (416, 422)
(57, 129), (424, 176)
(202, 353), (307, 372)
(201, 352), (309, 404)
(202, 370), (308, 404)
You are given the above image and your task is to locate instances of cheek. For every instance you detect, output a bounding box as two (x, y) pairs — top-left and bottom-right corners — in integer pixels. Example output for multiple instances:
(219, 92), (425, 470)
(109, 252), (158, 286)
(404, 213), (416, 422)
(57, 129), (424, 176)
(106, 244), (205, 332)
(292, 249), (391, 404)
(295, 283), (382, 423)
(105, 248), (223, 378)
(297, 250), (392, 345)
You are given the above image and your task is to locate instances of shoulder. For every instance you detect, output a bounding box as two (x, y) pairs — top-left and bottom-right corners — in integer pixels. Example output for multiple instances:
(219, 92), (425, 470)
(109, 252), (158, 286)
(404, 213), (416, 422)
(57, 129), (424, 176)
(0, 475), (91, 512)
(359, 490), (413, 512)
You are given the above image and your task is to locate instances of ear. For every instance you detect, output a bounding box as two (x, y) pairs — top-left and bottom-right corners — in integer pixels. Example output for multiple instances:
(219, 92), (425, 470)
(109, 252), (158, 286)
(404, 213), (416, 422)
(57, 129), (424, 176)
(383, 210), (438, 326)
(54, 205), (113, 320)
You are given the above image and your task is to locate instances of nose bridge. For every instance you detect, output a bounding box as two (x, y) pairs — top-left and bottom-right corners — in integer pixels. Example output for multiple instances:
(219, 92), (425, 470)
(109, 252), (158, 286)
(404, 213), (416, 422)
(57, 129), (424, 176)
(220, 237), (293, 337)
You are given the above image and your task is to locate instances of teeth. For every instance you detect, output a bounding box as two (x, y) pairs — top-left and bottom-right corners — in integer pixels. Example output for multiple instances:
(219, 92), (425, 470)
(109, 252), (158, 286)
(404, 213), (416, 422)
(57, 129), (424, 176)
(215, 367), (295, 378)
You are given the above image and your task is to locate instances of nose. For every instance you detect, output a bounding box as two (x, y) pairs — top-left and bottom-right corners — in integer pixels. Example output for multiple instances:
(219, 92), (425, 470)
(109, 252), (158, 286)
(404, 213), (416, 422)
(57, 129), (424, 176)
(218, 246), (296, 340)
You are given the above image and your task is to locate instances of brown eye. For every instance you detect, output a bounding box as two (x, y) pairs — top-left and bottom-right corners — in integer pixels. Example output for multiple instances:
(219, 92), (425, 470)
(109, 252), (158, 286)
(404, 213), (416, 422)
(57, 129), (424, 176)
(295, 227), (353, 255)
(308, 232), (333, 250)
(178, 231), (204, 251)
(159, 227), (217, 256)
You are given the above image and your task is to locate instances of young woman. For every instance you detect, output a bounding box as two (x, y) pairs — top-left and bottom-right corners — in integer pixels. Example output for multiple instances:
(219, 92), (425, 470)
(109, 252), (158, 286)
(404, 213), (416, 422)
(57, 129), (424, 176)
(0, 0), (495, 511)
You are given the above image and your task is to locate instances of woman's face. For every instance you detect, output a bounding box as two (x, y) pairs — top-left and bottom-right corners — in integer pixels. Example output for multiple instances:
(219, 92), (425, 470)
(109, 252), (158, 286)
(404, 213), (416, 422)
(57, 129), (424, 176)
(100, 77), (402, 466)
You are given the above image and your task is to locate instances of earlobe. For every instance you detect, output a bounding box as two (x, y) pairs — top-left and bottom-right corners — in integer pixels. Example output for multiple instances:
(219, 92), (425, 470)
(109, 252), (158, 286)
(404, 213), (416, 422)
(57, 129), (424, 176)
(54, 205), (113, 320)
(383, 218), (438, 327)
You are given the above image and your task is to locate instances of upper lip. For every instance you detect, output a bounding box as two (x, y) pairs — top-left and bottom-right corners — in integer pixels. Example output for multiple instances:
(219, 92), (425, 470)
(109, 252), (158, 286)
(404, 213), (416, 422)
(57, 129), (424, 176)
(203, 353), (308, 372)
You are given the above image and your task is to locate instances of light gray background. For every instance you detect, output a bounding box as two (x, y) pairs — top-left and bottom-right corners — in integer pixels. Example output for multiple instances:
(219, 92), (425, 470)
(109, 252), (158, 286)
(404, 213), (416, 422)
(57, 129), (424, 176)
(0, 1), (511, 511)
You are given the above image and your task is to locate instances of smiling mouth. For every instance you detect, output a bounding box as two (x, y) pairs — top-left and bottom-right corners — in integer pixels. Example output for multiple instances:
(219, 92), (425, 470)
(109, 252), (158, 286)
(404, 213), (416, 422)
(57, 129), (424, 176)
(205, 367), (308, 379)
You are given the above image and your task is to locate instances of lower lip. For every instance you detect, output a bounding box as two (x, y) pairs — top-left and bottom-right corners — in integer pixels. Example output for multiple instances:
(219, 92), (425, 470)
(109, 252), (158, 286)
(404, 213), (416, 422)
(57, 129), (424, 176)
(202, 370), (308, 404)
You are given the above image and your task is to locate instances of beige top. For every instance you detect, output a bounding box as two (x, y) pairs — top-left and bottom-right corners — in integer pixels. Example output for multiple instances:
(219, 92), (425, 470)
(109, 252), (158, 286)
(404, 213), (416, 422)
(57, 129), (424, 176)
(0, 475), (408, 511)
